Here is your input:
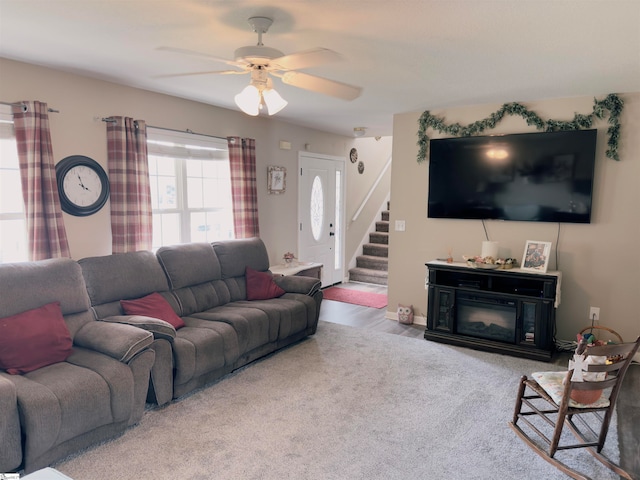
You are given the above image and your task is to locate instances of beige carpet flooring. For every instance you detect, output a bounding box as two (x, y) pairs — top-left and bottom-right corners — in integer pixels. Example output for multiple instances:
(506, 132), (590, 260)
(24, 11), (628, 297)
(52, 321), (622, 480)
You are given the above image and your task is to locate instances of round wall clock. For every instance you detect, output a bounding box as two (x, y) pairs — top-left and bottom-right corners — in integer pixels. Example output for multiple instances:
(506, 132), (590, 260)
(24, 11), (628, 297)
(56, 155), (110, 216)
(350, 148), (358, 163)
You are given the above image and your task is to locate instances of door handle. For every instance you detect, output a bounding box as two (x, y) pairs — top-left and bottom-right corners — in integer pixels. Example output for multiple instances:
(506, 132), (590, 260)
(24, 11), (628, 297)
(329, 232), (335, 236)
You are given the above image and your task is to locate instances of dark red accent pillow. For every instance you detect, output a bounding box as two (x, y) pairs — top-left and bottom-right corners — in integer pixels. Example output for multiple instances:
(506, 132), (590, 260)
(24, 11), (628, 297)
(121, 292), (185, 330)
(246, 267), (286, 300)
(0, 302), (73, 375)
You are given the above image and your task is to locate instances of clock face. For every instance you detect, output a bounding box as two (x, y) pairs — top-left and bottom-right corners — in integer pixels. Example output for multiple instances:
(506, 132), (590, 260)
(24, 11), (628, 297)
(56, 156), (110, 216)
(63, 165), (103, 207)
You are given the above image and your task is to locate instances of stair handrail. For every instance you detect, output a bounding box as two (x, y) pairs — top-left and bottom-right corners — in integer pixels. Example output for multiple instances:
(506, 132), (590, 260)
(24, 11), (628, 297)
(351, 155), (392, 223)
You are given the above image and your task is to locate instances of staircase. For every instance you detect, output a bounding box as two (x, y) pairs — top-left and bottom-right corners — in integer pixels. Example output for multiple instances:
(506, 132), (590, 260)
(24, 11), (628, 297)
(348, 204), (389, 285)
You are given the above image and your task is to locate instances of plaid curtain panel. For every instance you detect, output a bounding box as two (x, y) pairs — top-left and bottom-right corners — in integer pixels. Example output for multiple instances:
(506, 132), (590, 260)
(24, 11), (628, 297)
(106, 117), (152, 253)
(227, 137), (259, 238)
(12, 101), (71, 260)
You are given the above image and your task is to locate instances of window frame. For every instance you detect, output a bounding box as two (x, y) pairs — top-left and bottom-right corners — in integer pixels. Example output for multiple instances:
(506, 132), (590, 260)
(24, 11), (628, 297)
(147, 128), (233, 250)
(0, 105), (28, 263)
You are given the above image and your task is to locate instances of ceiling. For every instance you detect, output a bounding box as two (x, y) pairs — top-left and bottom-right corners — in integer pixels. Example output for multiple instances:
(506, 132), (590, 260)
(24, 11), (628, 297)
(1, 0), (639, 138)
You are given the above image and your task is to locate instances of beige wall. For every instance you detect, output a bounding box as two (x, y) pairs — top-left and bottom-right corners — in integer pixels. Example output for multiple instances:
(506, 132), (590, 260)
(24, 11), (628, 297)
(0, 57), (386, 266)
(389, 94), (640, 342)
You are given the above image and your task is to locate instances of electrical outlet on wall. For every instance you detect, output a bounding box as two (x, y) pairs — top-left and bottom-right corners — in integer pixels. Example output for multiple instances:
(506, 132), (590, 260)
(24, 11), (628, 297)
(589, 306), (600, 322)
(395, 220), (406, 232)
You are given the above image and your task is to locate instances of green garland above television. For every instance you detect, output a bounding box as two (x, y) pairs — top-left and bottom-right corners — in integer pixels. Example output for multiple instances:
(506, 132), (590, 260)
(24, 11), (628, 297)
(417, 93), (623, 164)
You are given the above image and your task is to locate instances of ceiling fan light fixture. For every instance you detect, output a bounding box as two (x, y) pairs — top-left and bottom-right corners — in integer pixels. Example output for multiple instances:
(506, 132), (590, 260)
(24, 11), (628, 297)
(161, 16), (363, 118)
(234, 84), (261, 116)
(263, 87), (288, 115)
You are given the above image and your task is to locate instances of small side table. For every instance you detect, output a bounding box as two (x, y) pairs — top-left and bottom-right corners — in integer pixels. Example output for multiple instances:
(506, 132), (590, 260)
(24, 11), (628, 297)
(270, 262), (322, 280)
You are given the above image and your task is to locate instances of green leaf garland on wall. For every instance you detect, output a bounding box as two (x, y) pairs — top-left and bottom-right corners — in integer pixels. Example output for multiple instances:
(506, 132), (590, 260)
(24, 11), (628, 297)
(417, 93), (623, 163)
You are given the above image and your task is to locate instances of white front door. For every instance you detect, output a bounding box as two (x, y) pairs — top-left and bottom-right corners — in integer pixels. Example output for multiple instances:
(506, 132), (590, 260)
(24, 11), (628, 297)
(298, 152), (345, 287)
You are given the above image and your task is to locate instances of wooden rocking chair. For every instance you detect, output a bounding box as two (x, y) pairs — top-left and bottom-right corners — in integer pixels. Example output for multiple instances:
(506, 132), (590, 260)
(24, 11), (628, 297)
(508, 336), (640, 480)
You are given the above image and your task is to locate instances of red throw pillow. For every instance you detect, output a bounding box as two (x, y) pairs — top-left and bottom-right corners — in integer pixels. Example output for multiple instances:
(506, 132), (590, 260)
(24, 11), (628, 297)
(246, 267), (286, 300)
(121, 292), (185, 330)
(0, 302), (73, 375)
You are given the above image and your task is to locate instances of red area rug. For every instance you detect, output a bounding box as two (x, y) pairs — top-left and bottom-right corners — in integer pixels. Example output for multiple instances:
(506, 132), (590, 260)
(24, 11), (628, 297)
(322, 287), (388, 309)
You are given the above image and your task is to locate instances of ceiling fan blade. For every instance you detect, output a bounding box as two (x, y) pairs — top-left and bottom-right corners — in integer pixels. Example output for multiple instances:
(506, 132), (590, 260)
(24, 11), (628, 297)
(281, 71), (362, 101)
(271, 48), (342, 71)
(154, 70), (248, 79)
(156, 46), (246, 68)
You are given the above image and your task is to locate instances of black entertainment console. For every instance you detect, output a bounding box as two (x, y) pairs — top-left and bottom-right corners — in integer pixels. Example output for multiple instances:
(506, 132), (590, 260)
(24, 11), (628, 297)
(425, 261), (560, 361)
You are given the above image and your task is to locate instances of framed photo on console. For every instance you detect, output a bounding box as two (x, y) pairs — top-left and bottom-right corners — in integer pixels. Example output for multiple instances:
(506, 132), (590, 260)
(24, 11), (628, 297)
(521, 240), (552, 273)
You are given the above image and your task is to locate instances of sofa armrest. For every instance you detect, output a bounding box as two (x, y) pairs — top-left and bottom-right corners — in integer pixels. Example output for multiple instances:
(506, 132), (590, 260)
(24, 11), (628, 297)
(102, 315), (177, 343)
(272, 275), (321, 296)
(0, 374), (22, 472)
(73, 321), (153, 363)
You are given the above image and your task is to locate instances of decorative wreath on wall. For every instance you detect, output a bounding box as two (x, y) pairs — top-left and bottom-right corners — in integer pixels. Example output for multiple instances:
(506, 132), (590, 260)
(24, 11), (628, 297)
(416, 93), (624, 164)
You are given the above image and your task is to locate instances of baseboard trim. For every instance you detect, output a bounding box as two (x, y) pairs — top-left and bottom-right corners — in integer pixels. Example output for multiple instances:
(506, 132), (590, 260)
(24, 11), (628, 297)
(413, 315), (426, 326)
(384, 312), (426, 327)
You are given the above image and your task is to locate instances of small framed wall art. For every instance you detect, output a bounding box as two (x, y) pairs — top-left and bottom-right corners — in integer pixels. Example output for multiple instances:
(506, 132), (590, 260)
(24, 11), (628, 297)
(267, 165), (286, 194)
(521, 240), (552, 273)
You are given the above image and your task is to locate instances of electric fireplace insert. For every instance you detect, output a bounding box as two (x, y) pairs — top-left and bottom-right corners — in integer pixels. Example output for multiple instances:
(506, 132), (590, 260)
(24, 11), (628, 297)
(457, 294), (517, 343)
(425, 261), (559, 361)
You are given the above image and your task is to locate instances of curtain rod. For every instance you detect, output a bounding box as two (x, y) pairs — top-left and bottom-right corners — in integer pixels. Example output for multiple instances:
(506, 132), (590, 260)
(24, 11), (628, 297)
(101, 118), (227, 141)
(0, 101), (60, 113)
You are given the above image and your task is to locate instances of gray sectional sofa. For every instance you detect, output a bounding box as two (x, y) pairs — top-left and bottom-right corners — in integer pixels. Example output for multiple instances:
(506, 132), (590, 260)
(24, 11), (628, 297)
(79, 237), (322, 404)
(0, 258), (156, 474)
(0, 237), (322, 474)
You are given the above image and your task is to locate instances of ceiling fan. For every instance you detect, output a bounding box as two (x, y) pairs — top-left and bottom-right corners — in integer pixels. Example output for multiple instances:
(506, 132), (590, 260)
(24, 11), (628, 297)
(158, 16), (363, 116)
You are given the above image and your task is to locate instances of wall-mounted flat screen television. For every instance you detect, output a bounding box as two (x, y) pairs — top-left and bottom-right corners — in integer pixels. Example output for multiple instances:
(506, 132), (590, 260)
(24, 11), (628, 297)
(427, 129), (597, 223)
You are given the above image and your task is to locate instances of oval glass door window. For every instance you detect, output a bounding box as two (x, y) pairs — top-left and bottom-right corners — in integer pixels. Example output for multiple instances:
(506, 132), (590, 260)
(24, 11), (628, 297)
(310, 175), (324, 241)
